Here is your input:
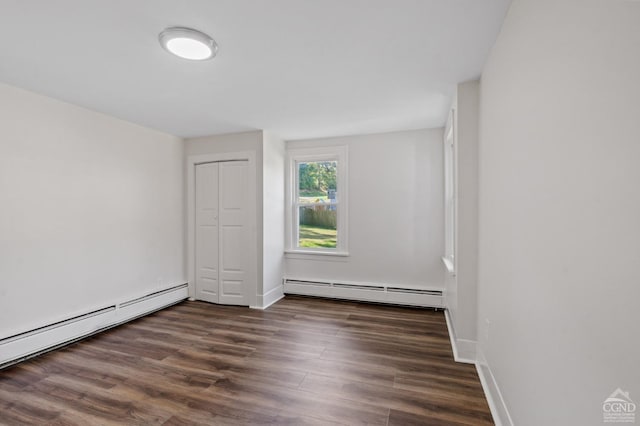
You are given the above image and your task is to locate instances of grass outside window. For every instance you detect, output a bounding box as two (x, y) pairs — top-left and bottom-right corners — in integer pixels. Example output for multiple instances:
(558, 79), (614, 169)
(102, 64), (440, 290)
(299, 225), (337, 248)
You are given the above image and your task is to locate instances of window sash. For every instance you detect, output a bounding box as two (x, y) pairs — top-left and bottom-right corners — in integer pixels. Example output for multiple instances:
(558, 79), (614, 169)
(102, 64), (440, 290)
(294, 202), (339, 250)
(295, 161), (339, 200)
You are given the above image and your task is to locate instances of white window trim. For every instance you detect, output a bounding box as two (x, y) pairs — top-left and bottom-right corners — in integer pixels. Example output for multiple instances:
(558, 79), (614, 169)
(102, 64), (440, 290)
(443, 109), (457, 275)
(285, 146), (348, 256)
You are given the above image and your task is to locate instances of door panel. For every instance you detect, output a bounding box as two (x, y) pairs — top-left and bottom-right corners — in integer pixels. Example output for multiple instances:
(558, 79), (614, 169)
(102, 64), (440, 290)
(221, 163), (246, 210)
(222, 280), (244, 297)
(221, 226), (243, 271)
(195, 163), (219, 304)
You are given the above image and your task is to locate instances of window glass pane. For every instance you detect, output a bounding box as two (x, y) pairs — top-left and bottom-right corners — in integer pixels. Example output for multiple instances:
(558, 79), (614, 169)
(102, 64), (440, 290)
(298, 161), (338, 204)
(298, 205), (337, 248)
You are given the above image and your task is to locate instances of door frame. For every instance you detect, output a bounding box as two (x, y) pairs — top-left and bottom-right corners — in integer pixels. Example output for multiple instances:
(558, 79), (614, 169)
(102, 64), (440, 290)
(187, 151), (257, 306)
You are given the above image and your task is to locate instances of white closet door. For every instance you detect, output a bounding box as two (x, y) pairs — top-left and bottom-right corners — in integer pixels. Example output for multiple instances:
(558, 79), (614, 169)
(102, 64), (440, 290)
(195, 162), (220, 304)
(194, 160), (249, 306)
(218, 161), (249, 305)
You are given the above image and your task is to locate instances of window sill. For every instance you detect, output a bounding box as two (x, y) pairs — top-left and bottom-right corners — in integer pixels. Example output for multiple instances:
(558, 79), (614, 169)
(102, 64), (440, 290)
(442, 256), (456, 276)
(285, 250), (350, 258)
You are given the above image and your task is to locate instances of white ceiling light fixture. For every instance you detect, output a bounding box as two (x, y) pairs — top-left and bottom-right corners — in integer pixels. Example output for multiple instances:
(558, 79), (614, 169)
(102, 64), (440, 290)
(159, 27), (218, 61)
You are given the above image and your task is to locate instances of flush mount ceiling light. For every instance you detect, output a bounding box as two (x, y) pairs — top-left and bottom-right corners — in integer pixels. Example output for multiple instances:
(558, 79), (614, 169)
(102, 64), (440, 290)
(159, 27), (218, 61)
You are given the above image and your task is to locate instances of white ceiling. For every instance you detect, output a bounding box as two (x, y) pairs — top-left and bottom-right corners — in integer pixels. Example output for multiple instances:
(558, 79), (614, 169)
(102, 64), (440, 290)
(0, 0), (510, 140)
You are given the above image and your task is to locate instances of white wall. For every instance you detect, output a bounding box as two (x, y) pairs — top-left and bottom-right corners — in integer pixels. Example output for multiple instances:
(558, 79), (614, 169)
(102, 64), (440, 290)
(184, 131), (265, 305)
(184, 130), (264, 157)
(0, 83), (185, 338)
(477, 1), (640, 425)
(445, 80), (480, 361)
(262, 131), (285, 306)
(285, 129), (444, 289)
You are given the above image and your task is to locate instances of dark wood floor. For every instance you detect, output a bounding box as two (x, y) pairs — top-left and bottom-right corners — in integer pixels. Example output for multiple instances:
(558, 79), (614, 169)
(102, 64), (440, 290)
(0, 296), (493, 425)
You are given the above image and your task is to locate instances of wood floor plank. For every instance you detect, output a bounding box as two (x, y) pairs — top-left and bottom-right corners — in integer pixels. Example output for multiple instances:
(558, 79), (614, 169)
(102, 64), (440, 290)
(0, 295), (493, 425)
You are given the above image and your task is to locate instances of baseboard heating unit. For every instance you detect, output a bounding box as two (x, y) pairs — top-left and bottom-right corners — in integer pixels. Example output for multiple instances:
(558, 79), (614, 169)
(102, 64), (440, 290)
(283, 278), (443, 308)
(0, 283), (188, 369)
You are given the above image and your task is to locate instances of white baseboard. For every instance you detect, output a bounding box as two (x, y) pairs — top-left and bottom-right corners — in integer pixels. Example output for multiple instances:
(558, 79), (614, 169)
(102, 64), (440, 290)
(444, 310), (511, 425)
(251, 285), (284, 310)
(0, 283), (188, 368)
(444, 309), (477, 364)
(476, 347), (514, 426)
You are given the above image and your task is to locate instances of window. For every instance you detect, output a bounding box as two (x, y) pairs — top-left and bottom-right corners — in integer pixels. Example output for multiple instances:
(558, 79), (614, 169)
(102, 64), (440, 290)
(443, 109), (456, 273)
(286, 146), (348, 255)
